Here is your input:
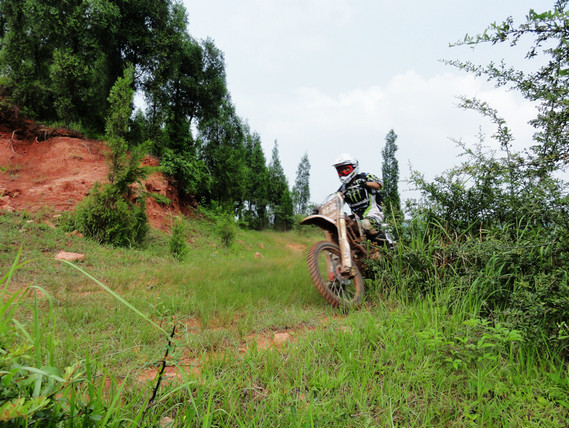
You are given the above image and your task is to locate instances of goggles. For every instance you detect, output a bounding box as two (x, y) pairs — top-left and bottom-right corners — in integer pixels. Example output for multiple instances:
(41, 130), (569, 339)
(336, 165), (354, 177)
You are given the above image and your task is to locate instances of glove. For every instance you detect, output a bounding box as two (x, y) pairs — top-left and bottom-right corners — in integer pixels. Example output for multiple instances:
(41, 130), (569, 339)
(353, 178), (367, 188)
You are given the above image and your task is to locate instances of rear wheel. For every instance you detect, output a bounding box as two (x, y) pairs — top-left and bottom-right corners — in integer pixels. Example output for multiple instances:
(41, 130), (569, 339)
(307, 241), (365, 308)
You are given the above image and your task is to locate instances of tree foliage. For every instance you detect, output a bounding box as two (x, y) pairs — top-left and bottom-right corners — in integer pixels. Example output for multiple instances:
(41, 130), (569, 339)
(400, 1), (569, 353)
(197, 99), (247, 210)
(448, 0), (569, 172)
(242, 131), (269, 229)
(0, 0), (296, 230)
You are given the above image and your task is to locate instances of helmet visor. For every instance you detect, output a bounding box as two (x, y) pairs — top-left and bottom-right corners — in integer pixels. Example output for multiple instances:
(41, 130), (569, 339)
(336, 165), (354, 177)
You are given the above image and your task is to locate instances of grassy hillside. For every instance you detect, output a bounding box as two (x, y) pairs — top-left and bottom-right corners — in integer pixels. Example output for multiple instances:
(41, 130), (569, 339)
(1, 211), (568, 426)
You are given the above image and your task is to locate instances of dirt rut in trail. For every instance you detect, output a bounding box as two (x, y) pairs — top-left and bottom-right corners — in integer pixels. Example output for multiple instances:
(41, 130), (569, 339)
(135, 316), (348, 384)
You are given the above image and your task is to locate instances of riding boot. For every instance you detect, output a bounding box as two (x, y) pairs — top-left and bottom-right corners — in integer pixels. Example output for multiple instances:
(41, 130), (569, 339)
(371, 229), (396, 249)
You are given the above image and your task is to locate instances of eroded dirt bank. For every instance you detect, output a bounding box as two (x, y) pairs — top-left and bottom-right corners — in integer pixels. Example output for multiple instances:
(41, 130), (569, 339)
(0, 125), (190, 230)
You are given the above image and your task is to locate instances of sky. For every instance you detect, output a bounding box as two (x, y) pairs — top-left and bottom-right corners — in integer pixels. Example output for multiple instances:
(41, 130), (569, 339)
(182, 0), (549, 205)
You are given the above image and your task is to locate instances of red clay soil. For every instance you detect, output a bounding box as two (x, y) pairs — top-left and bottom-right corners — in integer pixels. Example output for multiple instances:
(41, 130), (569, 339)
(0, 121), (190, 231)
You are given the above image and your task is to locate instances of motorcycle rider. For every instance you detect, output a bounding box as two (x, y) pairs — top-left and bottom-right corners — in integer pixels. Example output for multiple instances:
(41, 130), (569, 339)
(332, 153), (394, 247)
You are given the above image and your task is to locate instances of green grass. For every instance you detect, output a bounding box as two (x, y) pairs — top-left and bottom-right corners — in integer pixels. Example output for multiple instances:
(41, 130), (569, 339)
(1, 211), (568, 426)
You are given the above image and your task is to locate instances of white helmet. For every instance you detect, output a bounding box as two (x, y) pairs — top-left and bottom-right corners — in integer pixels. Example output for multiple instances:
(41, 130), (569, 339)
(332, 153), (359, 183)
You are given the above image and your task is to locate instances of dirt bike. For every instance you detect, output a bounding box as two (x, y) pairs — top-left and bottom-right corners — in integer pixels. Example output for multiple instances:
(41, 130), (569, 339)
(301, 192), (386, 309)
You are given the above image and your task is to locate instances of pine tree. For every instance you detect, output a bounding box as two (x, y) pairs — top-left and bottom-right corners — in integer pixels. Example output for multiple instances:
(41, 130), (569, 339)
(381, 129), (402, 221)
(292, 152), (311, 216)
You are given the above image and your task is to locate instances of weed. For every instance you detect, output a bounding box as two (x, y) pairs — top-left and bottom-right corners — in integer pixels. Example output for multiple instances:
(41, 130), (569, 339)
(3, 161), (22, 180)
(0, 250), (83, 425)
(150, 192), (171, 205)
(418, 318), (523, 371)
(32, 174), (47, 185)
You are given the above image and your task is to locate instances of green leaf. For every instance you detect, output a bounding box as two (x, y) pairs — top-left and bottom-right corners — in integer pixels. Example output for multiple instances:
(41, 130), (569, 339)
(19, 366), (65, 383)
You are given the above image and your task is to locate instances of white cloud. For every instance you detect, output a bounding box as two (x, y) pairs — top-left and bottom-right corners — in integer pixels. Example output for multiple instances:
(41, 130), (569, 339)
(183, 0), (541, 205)
(258, 70), (537, 203)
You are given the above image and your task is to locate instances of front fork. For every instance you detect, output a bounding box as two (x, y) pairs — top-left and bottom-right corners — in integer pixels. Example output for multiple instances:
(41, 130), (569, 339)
(324, 217), (353, 278)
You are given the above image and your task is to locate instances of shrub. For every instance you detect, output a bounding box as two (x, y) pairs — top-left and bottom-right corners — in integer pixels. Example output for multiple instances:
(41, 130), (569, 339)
(71, 183), (149, 247)
(67, 66), (153, 248)
(160, 148), (212, 197)
(169, 217), (189, 261)
(215, 213), (236, 247)
(367, 218), (569, 355)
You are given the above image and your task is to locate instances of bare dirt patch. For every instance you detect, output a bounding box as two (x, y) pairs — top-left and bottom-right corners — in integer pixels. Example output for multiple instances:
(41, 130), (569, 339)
(0, 125), (191, 231)
(135, 316), (348, 384)
(1, 134), (107, 213)
(286, 243), (306, 252)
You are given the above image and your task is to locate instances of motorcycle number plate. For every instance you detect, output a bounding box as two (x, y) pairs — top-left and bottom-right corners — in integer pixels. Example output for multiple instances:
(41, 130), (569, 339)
(320, 200), (339, 220)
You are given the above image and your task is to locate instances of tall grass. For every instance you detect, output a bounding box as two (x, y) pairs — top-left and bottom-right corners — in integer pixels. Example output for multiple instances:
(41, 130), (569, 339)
(1, 212), (568, 426)
(367, 216), (569, 355)
(1, 249), (76, 424)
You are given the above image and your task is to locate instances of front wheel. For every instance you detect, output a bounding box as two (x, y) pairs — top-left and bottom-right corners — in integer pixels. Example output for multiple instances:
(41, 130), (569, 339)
(307, 241), (365, 309)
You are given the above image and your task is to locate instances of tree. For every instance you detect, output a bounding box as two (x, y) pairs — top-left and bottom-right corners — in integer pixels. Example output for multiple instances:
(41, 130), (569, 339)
(145, 33), (228, 154)
(197, 98), (247, 211)
(448, 0), (569, 173)
(424, 1), (569, 230)
(242, 130), (269, 229)
(381, 130), (402, 221)
(0, 0), (256, 216)
(292, 152), (311, 216)
(267, 141), (293, 230)
(0, 0), (118, 128)
(72, 65), (152, 247)
(0, 0), (200, 134)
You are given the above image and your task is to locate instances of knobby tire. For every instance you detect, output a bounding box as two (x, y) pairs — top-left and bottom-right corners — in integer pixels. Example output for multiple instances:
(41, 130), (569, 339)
(307, 241), (365, 309)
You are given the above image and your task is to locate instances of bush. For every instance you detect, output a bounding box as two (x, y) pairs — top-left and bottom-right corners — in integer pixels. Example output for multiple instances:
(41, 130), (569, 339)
(160, 148), (212, 197)
(169, 217), (189, 261)
(367, 219), (569, 356)
(71, 183), (149, 247)
(215, 213), (236, 247)
(372, 122), (569, 355)
(199, 204), (238, 247)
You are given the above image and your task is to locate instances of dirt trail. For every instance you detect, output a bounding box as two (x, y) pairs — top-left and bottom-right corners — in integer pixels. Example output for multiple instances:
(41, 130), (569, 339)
(136, 315), (348, 384)
(0, 116), (326, 388)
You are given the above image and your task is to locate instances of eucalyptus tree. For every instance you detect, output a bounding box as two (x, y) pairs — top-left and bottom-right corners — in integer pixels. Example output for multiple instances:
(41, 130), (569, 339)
(0, 0), (191, 133)
(0, 0), (119, 128)
(243, 131), (269, 229)
(197, 98), (247, 210)
(292, 152), (311, 216)
(142, 2), (227, 154)
(381, 129), (402, 221)
(268, 141), (294, 230)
